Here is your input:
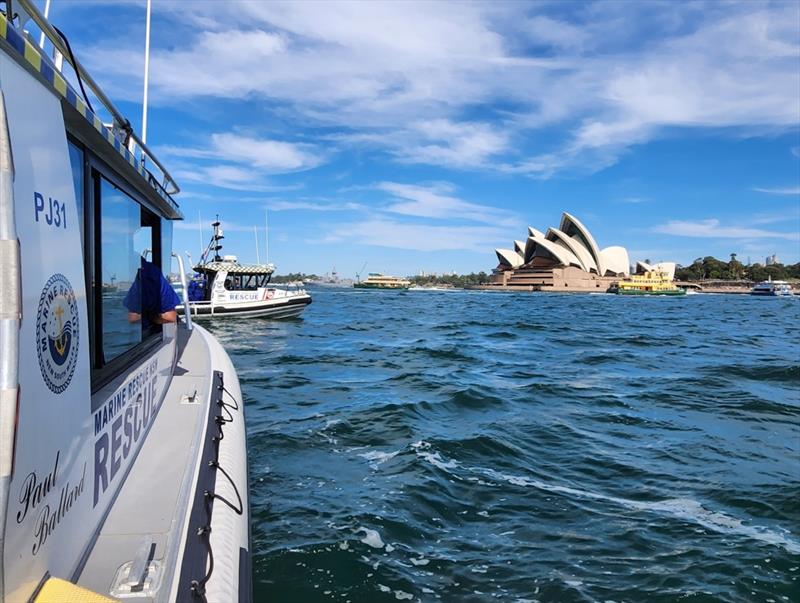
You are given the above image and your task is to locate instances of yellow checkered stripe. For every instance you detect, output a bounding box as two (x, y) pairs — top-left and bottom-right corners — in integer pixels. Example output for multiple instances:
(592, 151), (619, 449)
(0, 13), (168, 196)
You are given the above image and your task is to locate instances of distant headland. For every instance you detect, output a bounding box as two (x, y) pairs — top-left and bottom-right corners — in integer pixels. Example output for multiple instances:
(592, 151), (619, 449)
(271, 255), (798, 293)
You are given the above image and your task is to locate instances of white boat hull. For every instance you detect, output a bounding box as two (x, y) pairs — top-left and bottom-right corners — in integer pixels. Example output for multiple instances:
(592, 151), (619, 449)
(178, 292), (312, 319)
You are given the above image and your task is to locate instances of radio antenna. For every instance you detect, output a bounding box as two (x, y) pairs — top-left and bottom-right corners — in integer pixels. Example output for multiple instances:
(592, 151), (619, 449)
(141, 0), (152, 144)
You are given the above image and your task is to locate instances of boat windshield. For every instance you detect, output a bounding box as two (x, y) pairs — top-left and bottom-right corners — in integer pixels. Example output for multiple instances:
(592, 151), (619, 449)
(224, 273), (271, 291)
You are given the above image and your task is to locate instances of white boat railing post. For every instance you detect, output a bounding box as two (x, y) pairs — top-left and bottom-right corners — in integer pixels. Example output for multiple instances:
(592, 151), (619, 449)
(172, 252), (193, 331)
(37, 0), (52, 48)
(141, 0), (151, 148)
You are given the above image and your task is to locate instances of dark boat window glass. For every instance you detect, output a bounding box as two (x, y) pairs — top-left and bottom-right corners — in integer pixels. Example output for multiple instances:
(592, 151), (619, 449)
(67, 141), (84, 245)
(99, 178), (150, 363)
(161, 218), (173, 277)
(224, 275), (243, 291)
(96, 177), (165, 371)
(80, 153), (167, 395)
(222, 273), (267, 291)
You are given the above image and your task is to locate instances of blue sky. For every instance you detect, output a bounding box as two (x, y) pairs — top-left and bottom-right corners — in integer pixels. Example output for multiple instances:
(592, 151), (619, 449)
(47, 0), (799, 277)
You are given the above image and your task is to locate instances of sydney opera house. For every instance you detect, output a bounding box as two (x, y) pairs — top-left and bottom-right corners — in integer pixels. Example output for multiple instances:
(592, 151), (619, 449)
(483, 212), (669, 292)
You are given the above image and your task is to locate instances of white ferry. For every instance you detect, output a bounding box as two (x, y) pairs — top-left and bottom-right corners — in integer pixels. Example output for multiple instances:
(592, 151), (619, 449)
(0, 3), (250, 602)
(750, 277), (794, 296)
(177, 219), (312, 319)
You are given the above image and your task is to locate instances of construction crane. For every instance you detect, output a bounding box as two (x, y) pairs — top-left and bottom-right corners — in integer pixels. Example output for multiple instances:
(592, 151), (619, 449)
(355, 262), (368, 283)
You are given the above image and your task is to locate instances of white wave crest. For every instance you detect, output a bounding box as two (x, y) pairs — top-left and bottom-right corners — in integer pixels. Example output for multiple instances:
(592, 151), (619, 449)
(357, 527), (385, 549)
(483, 468), (800, 555)
(358, 449), (401, 468)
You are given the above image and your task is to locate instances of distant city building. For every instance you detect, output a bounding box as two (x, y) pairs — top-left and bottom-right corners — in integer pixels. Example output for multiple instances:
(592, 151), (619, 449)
(765, 254), (779, 265)
(485, 212), (675, 292)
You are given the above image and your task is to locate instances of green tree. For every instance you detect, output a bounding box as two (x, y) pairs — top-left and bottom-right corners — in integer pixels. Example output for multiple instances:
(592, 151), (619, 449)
(727, 253), (745, 279)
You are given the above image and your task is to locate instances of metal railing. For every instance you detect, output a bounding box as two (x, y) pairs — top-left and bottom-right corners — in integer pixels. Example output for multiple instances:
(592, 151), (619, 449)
(172, 252), (193, 331)
(10, 0), (180, 195)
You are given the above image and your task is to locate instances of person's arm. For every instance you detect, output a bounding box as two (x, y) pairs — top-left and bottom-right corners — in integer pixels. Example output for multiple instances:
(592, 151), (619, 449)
(124, 273), (142, 322)
(157, 273), (181, 323)
(153, 310), (177, 324)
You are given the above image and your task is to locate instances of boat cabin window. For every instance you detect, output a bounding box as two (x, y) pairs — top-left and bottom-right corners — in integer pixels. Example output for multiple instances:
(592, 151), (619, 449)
(86, 164), (164, 391)
(98, 178), (157, 361)
(223, 274), (269, 290)
(67, 141), (85, 245)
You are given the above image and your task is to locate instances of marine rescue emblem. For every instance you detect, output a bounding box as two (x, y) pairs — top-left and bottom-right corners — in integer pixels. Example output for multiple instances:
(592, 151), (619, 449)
(36, 273), (79, 394)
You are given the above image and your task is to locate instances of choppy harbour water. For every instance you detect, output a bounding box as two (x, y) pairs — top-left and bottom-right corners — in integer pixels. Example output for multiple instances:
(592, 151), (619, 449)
(205, 290), (800, 602)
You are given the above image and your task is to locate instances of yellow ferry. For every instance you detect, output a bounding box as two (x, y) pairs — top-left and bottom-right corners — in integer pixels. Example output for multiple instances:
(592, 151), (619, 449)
(354, 273), (411, 290)
(610, 270), (686, 296)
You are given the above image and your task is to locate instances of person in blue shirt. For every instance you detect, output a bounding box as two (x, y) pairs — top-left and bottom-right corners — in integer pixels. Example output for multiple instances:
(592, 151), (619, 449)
(123, 258), (181, 328)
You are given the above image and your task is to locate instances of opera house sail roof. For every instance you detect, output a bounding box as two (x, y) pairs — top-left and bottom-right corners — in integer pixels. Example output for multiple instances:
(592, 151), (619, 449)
(495, 212), (632, 277)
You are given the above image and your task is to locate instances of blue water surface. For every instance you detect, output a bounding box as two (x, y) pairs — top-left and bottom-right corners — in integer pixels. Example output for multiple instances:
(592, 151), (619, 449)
(206, 290), (800, 602)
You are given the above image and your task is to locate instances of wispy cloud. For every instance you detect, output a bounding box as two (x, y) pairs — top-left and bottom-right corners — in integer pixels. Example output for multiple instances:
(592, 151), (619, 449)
(393, 120), (510, 169)
(159, 132), (323, 173)
(80, 1), (800, 179)
(653, 219), (798, 240)
(173, 165), (298, 192)
(175, 219), (253, 232)
(266, 200), (363, 212)
(751, 208), (800, 225)
(752, 186), (800, 196)
(318, 218), (508, 252)
(376, 181), (518, 226)
(158, 131), (323, 191)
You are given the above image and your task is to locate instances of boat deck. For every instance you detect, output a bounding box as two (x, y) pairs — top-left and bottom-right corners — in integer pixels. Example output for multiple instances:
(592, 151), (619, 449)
(76, 328), (211, 601)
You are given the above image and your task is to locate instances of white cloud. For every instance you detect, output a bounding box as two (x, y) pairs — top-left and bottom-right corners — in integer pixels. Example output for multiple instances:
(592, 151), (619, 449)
(175, 219), (252, 232)
(751, 209), (800, 225)
(399, 120), (510, 169)
(158, 131), (323, 191)
(376, 181), (518, 226)
(752, 186), (800, 196)
(319, 218), (508, 252)
(174, 165), (294, 192)
(522, 16), (587, 51)
(80, 1), (800, 178)
(266, 200), (363, 212)
(653, 219), (798, 240)
(212, 133), (322, 172)
(330, 118), (510, 170)
(300, 179), (521, 252)
(159, 132), (323, 174)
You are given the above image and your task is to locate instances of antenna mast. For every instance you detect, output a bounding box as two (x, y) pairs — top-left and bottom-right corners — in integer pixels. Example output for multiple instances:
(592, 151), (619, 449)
(265, 210), (270, 265)
(38, 0), (52, 48)
(198, 211), (204, 260)
(254, 225), (261, 264)
(212, 215), (223, 262)
(141, 0), (152, 145)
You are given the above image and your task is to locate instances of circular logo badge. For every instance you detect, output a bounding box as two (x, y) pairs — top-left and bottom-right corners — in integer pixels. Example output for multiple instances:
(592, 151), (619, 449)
(36, 273), (80, 394)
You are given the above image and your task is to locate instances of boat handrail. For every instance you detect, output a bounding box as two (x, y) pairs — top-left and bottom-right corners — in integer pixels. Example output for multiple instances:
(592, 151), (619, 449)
(172, 252), (193, 331)
(9, 0), (180, 196)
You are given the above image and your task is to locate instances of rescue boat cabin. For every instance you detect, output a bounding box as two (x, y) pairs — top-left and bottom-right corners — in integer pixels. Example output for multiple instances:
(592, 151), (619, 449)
(187, 219), (276, 304)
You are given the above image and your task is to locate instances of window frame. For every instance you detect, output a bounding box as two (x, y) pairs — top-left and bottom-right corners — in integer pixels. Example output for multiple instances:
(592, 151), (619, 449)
(83, 150), (167, 394)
